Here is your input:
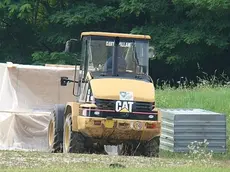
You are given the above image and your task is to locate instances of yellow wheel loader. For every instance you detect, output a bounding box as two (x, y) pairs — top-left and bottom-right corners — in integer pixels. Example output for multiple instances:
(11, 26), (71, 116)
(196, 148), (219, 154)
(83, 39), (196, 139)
(48, 32), (161, 157)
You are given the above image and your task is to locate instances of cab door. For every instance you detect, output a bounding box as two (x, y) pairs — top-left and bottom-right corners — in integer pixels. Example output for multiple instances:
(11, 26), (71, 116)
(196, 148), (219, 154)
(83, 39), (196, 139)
(77, 37), (90, 102)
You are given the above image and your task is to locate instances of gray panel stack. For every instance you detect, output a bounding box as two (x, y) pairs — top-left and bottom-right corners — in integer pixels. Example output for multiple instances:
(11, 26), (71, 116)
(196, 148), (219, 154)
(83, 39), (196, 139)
(159, 108), (227, 153)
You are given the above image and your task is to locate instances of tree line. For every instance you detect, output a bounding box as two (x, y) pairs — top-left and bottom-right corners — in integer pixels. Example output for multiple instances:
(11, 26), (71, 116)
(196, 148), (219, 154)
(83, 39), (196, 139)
(0, 0), (230, 85)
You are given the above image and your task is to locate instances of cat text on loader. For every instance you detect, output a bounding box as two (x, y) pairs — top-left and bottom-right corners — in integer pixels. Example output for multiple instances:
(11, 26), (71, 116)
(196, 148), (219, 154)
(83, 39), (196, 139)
(48, 31), (161, 157)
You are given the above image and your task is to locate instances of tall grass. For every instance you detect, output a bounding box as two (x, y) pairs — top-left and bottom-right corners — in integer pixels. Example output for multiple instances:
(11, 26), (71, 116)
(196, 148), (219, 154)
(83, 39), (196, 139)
(156, 86), (230, 116)
(155, 69), (230, 116)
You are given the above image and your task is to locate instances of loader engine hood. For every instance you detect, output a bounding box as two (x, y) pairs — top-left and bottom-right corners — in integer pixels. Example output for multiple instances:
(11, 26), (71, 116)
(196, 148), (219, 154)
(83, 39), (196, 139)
(90, 78), (155, 102)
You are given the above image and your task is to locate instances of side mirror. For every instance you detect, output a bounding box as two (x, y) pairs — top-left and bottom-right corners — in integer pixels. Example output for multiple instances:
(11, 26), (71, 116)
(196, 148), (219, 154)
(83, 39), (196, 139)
(60, 76), (80, 86)
(60, 77), (69, 86)
(64, 39), (79, 53)
(148, 46), (155, 59)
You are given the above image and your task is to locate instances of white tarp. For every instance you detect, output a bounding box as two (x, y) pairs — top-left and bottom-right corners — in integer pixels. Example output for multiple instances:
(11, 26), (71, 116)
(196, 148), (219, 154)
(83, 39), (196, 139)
(0, 62), (78, 112)
(0, 111), (50, 151)
(0, 62), (121, 154)
(0, 62), (78, 151)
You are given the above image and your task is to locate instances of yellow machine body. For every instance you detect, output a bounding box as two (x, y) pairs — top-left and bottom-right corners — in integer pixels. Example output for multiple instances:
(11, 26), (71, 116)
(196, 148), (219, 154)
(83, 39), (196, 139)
(65, 76), (161, 145)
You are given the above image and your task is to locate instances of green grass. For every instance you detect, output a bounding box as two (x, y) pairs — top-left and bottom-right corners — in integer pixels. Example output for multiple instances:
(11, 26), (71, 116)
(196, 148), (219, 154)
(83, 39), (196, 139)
(156, 86), (230, 115)
(0, 150), (229, 172)
(2, 167), (230, 172)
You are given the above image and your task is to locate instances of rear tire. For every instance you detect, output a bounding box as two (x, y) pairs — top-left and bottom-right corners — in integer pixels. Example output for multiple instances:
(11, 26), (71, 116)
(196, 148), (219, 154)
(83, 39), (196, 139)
(48, 104), (65, 153)
(91, 144), (107, 154)
(119, 136), (160, 157)
(143, 136), (160, 157)
(120, 143), (137, 156)
(63, 113), (86, 153)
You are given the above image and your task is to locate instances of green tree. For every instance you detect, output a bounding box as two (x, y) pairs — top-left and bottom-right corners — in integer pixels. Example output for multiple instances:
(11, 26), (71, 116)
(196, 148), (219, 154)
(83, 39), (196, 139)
(129, 0), (230, 79)
(0, 0), (229, 82)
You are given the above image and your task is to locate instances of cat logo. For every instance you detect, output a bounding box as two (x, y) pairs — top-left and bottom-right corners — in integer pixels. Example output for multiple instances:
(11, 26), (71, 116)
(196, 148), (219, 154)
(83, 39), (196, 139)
(115, 101), (134, 113)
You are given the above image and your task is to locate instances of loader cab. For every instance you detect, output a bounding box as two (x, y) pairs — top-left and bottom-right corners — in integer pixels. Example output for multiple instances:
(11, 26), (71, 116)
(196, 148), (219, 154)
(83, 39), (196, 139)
(79, 32), (151, 81)
(63, 32), (152, 100)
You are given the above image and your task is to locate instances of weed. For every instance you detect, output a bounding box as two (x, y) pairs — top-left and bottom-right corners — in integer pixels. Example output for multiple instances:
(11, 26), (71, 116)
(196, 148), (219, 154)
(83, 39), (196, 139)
(187, 139), (213, 161)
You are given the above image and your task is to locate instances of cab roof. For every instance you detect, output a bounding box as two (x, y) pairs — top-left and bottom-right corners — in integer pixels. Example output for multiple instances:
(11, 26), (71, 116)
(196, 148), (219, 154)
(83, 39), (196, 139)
(81, 31), (151, 40)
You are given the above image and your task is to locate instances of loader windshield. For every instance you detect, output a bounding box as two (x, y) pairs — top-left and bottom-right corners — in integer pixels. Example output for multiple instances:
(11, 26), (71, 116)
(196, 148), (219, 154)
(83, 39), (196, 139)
(87, 36), (149, 78)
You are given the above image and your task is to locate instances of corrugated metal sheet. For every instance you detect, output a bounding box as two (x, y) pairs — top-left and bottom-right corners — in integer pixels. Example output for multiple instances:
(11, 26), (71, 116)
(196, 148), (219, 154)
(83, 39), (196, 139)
(160, 108), (227, 153)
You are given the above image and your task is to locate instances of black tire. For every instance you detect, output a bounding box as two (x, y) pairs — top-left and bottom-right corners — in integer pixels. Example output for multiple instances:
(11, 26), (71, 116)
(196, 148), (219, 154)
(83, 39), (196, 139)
(119, 136), (160, 157)
(91, 144), (107, 155)
(119, 142), (140, 156)
(63, 113), (86, 153)
(48, 104), (65, 153)
(143, 136), (160, 157)
(84, 138), (106, 154)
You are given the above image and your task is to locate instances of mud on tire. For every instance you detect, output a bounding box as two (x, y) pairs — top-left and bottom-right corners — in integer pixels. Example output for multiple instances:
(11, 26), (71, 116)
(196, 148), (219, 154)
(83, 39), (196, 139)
(63, 113), (86, 153)
(48, 104), (65, 153)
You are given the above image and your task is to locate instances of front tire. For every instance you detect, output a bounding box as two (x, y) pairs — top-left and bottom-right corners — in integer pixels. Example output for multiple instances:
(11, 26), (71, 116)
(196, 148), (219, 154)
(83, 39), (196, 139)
(63, 113), (86, 153)
(48, 104), (65, 153)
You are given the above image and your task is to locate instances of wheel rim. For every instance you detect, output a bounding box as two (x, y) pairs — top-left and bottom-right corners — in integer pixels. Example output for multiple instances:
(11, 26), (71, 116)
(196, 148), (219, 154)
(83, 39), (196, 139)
(48, 120), (54, 146)
(64, 120), (70, 151)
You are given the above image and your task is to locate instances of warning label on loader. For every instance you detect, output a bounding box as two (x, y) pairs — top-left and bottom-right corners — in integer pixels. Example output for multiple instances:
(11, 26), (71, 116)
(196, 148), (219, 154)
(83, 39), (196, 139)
(119, 91), (133, 101)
